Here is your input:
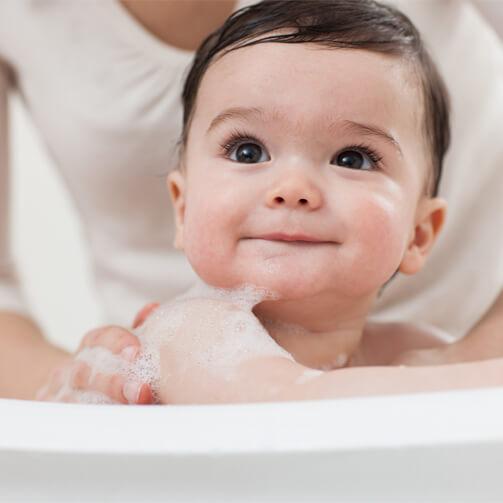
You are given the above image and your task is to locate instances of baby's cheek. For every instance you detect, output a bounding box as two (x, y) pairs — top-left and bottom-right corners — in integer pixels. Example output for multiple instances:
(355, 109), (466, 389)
(182, 205), (237, 288)
(348, 196), (410, 283)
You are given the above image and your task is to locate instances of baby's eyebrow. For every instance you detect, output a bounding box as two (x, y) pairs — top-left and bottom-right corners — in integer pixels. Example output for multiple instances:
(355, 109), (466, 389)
(206, 106), (403, 158)
(207, 106), (282, 134)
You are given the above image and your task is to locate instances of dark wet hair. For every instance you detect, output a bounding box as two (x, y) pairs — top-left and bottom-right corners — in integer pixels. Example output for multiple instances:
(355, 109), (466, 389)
(177, 0), (451, 197)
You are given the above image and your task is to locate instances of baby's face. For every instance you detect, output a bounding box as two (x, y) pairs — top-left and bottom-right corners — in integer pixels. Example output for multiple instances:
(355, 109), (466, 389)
(169, 42), (445, 301)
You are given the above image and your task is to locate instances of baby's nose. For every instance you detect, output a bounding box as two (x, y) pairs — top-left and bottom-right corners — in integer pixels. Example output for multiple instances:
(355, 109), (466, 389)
(265, 175), (322, 210)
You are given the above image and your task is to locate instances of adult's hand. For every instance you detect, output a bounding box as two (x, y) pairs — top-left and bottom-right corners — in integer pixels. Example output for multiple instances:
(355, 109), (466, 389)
(35, 302), (160, 404)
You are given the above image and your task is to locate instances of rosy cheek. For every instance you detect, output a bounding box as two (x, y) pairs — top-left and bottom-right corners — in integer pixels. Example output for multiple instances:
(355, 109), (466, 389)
(346, 194), (410, 283)
(183, 170), (248, 234)
(181, 193), (238, 287)
(184, 209), (218, 268)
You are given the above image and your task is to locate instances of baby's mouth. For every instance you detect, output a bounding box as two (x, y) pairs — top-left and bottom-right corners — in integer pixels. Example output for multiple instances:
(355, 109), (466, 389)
(245, 233), (337, 244)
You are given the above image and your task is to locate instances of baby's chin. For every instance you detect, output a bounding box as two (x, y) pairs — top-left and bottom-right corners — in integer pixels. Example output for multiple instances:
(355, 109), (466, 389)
(193, 265), (329, 303)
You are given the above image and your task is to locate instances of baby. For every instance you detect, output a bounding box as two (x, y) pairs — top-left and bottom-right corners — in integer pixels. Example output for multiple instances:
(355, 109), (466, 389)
(72, 0), (496, 405)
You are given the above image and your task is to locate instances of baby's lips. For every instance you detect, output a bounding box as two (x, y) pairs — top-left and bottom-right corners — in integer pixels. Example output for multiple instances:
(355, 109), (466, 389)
(132, 302), (161, 329)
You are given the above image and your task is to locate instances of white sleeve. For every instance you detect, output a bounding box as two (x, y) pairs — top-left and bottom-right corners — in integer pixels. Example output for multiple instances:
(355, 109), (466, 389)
(0, 58), (29, 315)
(473, 0), (503, 40)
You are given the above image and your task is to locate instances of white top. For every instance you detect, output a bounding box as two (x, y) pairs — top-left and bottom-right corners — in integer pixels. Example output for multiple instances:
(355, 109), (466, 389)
(0, 0), (501, 339)
(370, 0), (503, 339)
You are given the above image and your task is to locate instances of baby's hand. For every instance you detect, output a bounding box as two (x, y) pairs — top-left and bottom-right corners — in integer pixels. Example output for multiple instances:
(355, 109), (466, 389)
(35, 303), (160, 404)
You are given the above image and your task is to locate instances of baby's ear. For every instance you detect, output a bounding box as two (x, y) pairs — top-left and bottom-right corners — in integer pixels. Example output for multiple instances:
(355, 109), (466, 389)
(167, 170), (186, 250)
(399, 197), (447, 275)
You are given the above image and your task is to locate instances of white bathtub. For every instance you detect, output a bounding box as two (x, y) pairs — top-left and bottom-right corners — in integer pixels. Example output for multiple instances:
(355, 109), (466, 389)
(1, 387), (503, 502)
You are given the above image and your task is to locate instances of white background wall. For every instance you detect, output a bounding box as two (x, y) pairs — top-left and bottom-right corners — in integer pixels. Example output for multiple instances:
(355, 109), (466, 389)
(10, 95), (102, 353)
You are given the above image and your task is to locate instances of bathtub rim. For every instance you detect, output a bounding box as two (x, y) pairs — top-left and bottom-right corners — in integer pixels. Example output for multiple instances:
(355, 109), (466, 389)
(2, 386), (503, 456)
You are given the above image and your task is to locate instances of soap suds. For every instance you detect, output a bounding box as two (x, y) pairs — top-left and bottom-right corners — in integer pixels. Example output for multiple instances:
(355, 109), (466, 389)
(319, 353), (349, 371)
(72, 280), (292, 404)
(295, 368), (323, 384)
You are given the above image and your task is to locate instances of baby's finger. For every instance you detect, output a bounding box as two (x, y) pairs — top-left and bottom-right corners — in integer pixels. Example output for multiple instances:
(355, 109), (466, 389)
(122, 381), (154, 405)
(78, 328), (103, 351)
(136, 383), (155, 405)
(89, 325), (141, 358)
(132, 302), (160, 329)
(73, 353), (155, 403)
(86, 371), (129, 404)
(69, 361), (92, 391)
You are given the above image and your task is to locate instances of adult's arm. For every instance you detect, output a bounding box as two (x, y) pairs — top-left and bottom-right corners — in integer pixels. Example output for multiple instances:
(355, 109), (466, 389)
(0, 311), (69, 399)
(0, 59), (70, 399)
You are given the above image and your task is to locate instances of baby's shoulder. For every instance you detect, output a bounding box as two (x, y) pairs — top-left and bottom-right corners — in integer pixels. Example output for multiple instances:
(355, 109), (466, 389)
(377, 321), (455, 347)
(361, 321), (455, 365)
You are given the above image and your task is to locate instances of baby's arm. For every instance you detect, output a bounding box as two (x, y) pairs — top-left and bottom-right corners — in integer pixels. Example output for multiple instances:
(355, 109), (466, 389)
(154, 298), (503, 405)
(264, 357), (503, 402)
(160, 349), (503, 404)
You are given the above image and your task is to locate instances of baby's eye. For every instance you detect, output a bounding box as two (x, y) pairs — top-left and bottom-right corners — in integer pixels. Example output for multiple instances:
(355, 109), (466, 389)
(332, 147), (381, 171)
(221, 134), (270, 164)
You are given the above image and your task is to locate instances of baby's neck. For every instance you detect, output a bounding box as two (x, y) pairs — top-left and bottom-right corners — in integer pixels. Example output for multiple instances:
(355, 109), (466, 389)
(253, 294), (375, 370)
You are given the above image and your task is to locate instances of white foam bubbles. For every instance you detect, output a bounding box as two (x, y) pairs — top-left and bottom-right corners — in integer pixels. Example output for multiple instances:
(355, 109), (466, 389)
(76, 346), (130, 383)
(71, 390), (115, 404)
(127, 280), (291, 402)
(196, 306), (293, 376)
(320, 353), (349, 371)
(66, 280), (292, 404)
(295, 368), (323, 384)
(175, 280), (279, 310)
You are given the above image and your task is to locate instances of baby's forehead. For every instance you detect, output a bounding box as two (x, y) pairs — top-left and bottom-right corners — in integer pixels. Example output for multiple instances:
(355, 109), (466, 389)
(198, 43), (424, 153)
(209, 40), (416, 86)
